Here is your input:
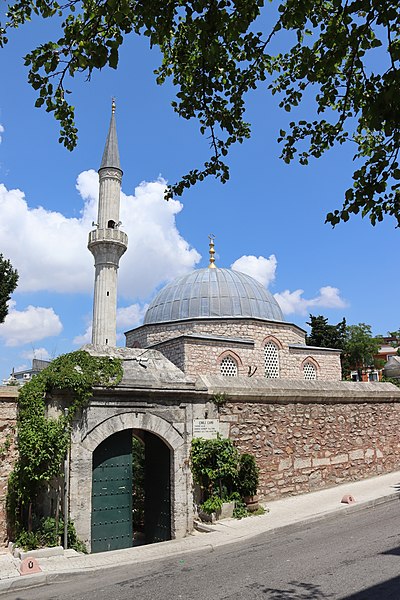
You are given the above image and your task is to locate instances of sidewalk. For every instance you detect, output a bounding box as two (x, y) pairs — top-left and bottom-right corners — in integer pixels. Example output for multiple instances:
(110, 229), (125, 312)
(1, 470), (399, 595)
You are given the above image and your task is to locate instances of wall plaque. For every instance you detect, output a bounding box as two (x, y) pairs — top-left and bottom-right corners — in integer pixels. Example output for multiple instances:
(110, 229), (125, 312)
(193, 419), (219, 439)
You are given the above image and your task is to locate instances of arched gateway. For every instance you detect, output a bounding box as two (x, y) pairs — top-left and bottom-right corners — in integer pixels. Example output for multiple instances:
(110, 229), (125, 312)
(68, 393), (195, 553)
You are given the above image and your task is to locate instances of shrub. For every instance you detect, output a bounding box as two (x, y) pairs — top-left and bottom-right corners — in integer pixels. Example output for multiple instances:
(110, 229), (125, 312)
(237, 453), (259, 498)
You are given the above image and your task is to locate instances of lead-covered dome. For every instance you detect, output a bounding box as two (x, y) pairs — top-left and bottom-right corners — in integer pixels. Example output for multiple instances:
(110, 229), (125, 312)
(144, 268), (284, 325)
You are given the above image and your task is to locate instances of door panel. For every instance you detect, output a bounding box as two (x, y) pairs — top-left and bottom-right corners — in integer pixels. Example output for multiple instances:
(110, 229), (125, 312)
(91, 429), (133, 553)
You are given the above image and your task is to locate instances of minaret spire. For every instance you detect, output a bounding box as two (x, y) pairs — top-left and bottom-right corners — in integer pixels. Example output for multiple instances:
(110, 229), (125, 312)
(100, 98), (121, 171)
(88, 100), (128, 346)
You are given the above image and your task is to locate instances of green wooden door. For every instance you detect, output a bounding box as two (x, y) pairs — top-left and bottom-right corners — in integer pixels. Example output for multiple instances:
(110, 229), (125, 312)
(91, 429), (133, 553)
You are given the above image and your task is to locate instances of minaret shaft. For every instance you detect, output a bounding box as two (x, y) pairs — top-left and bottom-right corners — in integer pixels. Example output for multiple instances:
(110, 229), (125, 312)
(97, 172), (122, 229)
(88, 103), (127, 347)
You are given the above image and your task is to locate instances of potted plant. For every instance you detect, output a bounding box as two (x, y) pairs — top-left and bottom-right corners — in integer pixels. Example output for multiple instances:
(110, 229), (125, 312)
(237, 453), (259, 511)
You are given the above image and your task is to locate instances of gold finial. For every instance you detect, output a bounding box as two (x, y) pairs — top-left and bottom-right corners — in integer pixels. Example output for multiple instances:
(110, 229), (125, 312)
(111, 97), (116, 114)
(208, 234), (216, 268)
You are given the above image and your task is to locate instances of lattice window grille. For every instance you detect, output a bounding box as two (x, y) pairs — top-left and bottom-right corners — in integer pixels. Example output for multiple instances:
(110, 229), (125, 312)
(303, 362), (317, 380)
(264, 342), (279, 378)
(220, 356), (238, 377)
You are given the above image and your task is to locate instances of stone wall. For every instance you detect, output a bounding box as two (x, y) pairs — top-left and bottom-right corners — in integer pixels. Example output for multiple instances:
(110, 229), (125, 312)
(126, 318), (306, 349)
(220, 395), (400, 500)
(126, 319), (342, 381)
(288, 347), (342, 382)
(0, 387), (18, 546)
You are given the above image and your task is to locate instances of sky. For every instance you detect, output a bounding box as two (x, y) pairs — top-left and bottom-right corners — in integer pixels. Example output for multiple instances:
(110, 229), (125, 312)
(0, 8), (398, 382)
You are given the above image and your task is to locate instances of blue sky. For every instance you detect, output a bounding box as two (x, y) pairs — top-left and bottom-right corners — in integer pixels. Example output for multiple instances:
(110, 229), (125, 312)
(0, 10), (398, 382)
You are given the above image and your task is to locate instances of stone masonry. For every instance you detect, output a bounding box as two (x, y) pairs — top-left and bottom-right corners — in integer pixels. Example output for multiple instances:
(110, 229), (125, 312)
(0, 387), (18, 545)
(126, 318), (342, 381)
(212, 378), (400, 500)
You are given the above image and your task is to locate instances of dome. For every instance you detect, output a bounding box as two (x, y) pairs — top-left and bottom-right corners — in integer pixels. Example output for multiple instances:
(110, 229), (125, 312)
(144, 268), (284, 325)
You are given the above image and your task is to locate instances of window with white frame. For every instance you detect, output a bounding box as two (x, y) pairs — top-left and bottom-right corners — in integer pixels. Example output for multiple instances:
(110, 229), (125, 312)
(303, 361), (317, 380)
(220, 355), (238, 377)
(264, 342), (279, 378)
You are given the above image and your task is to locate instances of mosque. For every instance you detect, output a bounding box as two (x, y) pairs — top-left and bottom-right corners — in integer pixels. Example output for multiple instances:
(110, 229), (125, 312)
(89, 101), (342, 384)
(2, 103), (398, 553)
(58, 103), (399, 554)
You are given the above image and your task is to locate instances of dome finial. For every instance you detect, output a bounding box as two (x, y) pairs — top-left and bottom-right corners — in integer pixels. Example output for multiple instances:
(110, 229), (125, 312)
(208, 234), (216, 268)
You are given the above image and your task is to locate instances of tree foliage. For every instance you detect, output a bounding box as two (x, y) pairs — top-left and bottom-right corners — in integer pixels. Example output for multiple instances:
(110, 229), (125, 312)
(1, 0), (399, 225)
(0, 254), (18, 324)
(344, 323), (382, 373)
(307, 314), (383, 378)
(306, 314), (347, 349)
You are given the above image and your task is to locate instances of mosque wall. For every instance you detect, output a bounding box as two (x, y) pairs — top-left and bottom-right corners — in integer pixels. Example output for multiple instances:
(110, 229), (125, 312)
(128, 319), (341, 381)
(220, 395), (400, 500)
(288, 348), (342, 381)
(126, 318), (306, 350)
(0, 388), (18, 545)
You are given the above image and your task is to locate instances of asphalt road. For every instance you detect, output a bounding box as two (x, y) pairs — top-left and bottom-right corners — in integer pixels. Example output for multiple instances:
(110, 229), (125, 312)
(4, 500), (400, 600)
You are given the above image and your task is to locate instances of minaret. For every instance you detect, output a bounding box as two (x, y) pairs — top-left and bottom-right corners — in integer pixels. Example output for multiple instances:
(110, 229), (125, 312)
(88, 100), (128, 346)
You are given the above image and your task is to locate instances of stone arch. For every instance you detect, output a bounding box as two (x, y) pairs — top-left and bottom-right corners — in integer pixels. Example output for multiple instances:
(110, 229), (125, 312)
(261, 335), (284, 350)
(301, 356), (320, 380)
(71, 410), (188, 551)
(82, 411), (184, 453)
(216, 349), (243, 367)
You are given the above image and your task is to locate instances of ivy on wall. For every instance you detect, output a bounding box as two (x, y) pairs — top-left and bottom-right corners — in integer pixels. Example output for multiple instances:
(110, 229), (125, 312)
(8, 350), (123, 539)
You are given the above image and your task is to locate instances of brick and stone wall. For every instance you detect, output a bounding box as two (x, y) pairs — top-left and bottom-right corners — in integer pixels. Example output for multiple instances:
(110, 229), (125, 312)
(0, 387), (18, 546)
(126, 319), (342, 381)
(126, 318), (306, 349)
(219, 393), (400, 501)
(288, 347), (342, 381)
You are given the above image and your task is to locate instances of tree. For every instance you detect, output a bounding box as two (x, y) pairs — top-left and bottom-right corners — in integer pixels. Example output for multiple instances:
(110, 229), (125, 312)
(1, 1), (399, 225)
(343, 323), (382, 378)
(306, 314), (347, 350)
(0, 254), (18, 324)
(386, 328), (400, 343)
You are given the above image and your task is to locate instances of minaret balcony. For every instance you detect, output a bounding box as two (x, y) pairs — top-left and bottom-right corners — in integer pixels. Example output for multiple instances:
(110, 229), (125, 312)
(88, 228), (128, 247)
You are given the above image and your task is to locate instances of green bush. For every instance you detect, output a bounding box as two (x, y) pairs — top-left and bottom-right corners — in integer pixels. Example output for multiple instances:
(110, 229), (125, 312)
(200, 496), (224, 515)
(191, 437), (261, 520)
(237, 453), (259, 498)
(15, 517), (87, 553)
(191, 436), (239, 500)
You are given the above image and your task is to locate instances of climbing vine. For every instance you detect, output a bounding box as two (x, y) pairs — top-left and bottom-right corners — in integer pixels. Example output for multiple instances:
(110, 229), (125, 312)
(0, 430), (14, 459)
(8, 350), (123, 539)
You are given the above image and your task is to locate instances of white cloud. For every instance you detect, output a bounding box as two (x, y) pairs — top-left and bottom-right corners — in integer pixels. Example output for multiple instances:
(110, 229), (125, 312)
(231, 254), (277, 287)
(117, 303), (148, 330)
(0, 184), (92, 293)
(73, 325), (92, 346)
(274, 286), (347, 316)
(0, 301), (63, 347)
(0, 173), (200, 298)
(73, 302), (148, 345)
(20, 347), (51, 361)
(0, 124), (4, 143)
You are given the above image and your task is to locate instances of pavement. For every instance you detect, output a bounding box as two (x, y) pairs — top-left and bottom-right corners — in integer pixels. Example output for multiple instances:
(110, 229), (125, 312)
(1, 470), (399, 595)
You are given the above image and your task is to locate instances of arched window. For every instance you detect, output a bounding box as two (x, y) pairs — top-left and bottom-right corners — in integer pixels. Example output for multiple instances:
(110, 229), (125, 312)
(264, 342), (279, 378)
(220, 355), (238, 377)
(303, 361), (317, 380)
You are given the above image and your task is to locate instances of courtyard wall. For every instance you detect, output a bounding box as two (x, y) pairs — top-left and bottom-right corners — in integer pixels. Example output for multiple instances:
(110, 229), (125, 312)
(0, 387), (18, 546)
(216, 382), (400, 500)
